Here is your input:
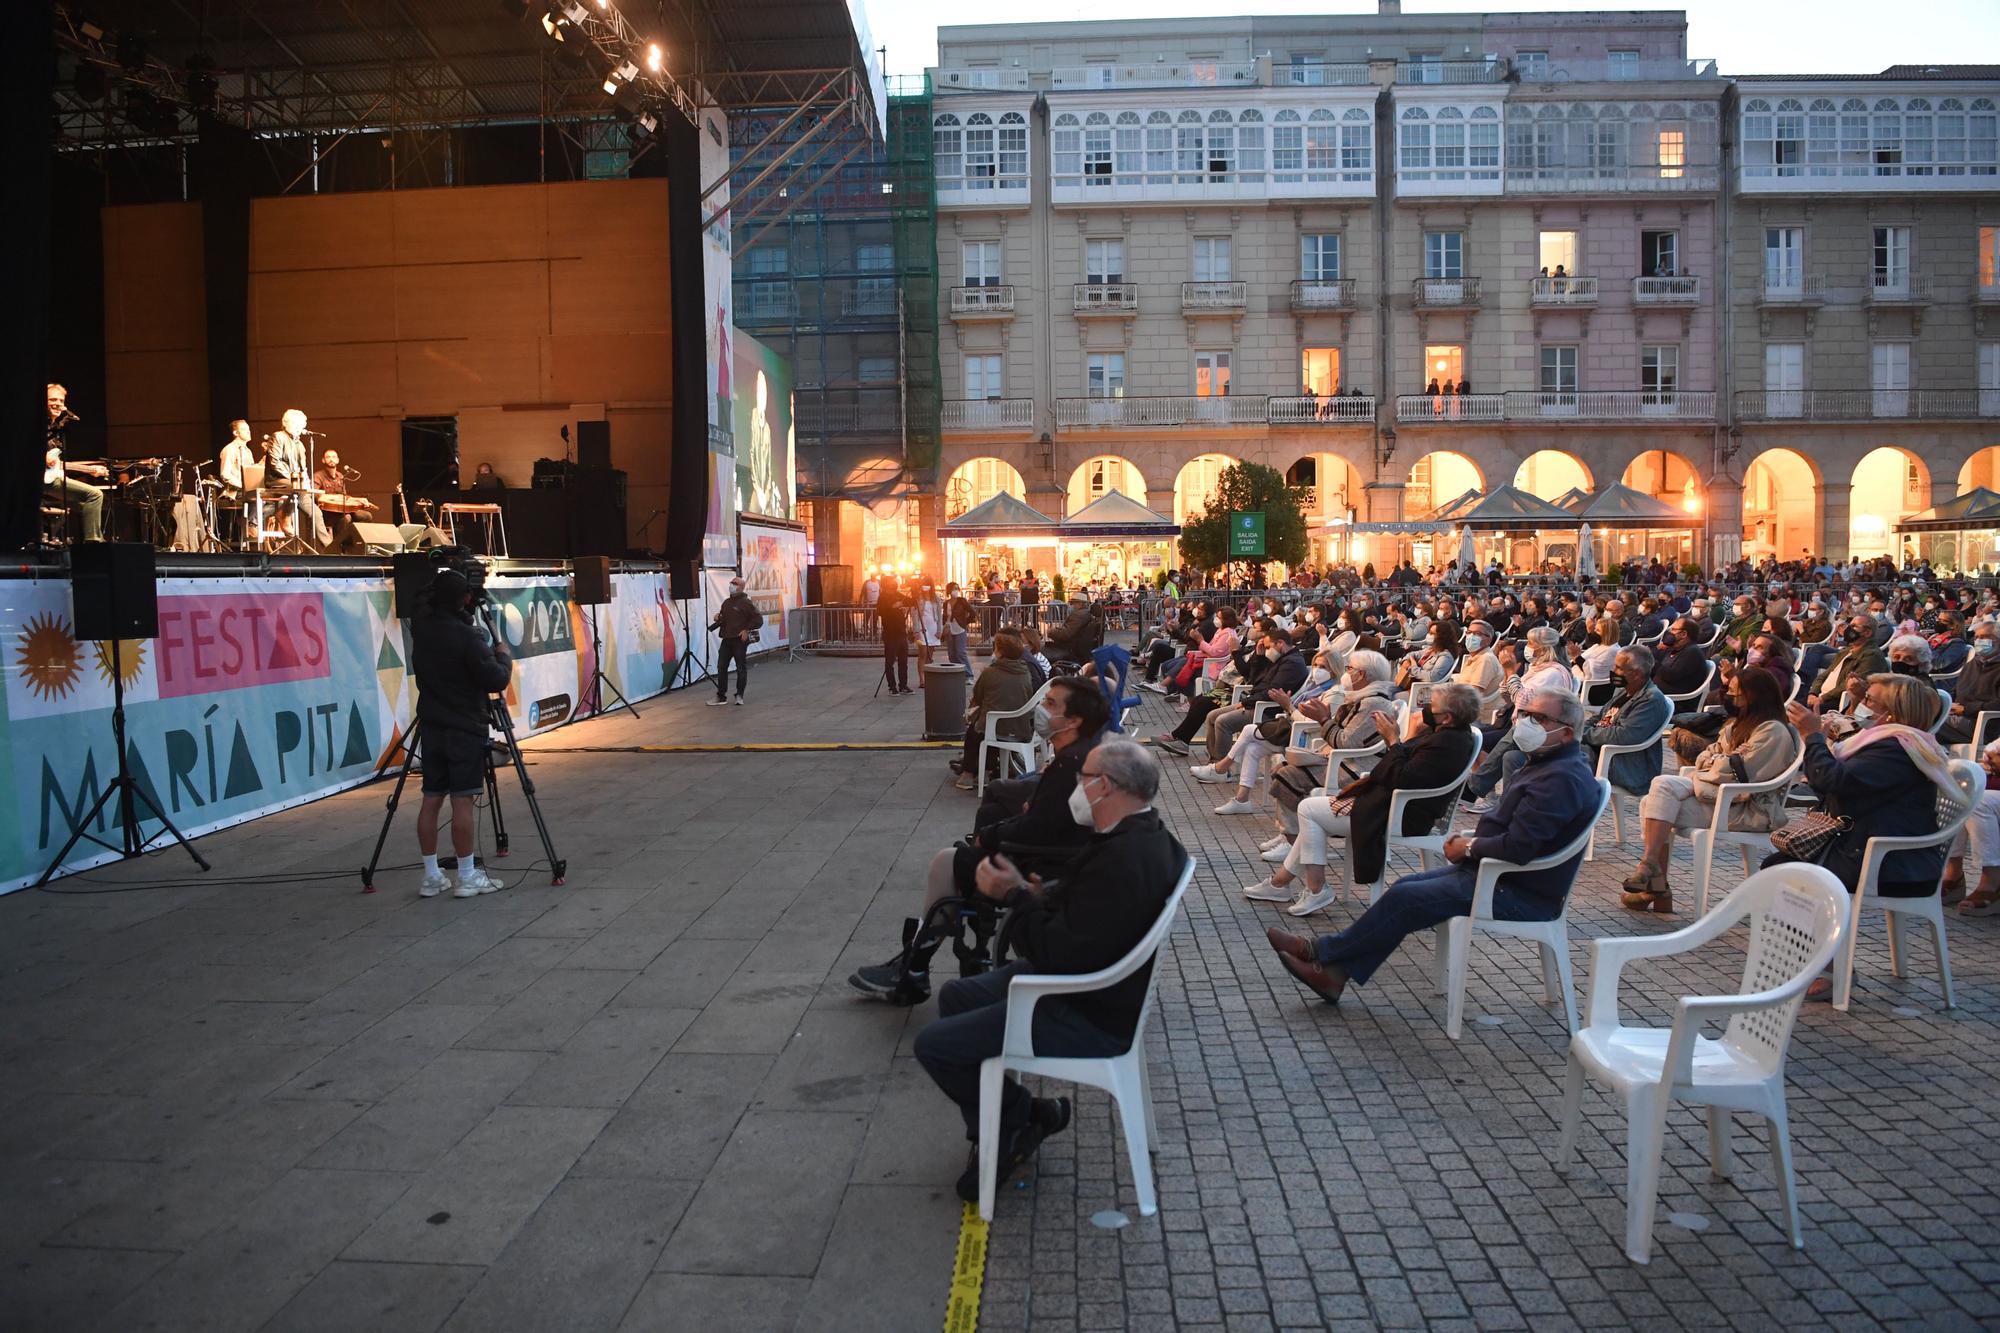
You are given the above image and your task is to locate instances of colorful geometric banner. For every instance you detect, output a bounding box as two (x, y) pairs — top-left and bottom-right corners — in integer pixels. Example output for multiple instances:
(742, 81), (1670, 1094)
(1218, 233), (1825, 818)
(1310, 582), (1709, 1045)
(0, 570), (714, 893)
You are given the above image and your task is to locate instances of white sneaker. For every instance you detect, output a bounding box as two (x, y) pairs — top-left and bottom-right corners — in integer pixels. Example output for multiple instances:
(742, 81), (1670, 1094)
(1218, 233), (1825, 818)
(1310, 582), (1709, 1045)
(454, 867), (501, 897)
(1243, 877), (1296, 902)
(1191, 766), (1230, 784)
(1142, 680), (1168, 694)
(419, 871), (450, 898)
(706, 697), (729, 707)
(1464, 795), (1498, 816)
(1261, 844), (1290, 863)
(1213, 797), (1256, 815)
(1287, 886), (1339, 916)
(1258, 833), (1289, 851)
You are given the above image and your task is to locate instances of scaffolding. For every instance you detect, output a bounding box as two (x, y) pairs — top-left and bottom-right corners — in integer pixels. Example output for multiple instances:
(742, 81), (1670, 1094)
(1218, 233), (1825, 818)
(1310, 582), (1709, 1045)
(729, 76), (939, 512)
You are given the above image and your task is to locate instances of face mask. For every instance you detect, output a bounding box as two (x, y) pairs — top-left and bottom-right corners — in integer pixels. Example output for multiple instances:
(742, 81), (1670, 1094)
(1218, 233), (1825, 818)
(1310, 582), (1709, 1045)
(1891, 660), (1920, 676)
(1265, 647), (1281, 663)
(1746, 649), (1767, 665)
(1977, 640), (1996, 657)
(1465, 635), (1486, 652)
(1033, 706), (1056, 738)
(1511, 716), (1550, 753)
(1306, 666), (1333, 687)
(1844, 626), (1866, 644)
(1420, 703), (1438, 729)
(1067, 779), (1097, 827)
(1854, 703), (1876, 724)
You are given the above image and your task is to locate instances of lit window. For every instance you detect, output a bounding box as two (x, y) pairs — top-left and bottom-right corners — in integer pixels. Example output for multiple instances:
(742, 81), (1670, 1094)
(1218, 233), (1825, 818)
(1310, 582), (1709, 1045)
(1658, 128), (1685, 178)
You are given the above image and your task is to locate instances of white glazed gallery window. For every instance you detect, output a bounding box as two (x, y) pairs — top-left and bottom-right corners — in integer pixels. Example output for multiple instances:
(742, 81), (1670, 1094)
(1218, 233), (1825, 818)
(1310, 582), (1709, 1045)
(961, 241), (1001, 287)
(1086, 354), (1125, 398)
(1085, 238), (1124, 284)
(1740, 95), (1995, 179)
(1515, 50), (1549, 80)
(1608, 50), (1640, 80)
(964, 355), (1003, 401)
(1193, 236), (1232, 283)
(1194, 351), (1232, 396)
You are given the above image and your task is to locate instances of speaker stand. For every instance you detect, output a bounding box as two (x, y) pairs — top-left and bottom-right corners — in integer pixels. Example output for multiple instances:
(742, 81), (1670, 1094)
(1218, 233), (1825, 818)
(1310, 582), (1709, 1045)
(35, 639), (210, 885)
(672, 597), (713, 693)
(580, 605), (639, 721)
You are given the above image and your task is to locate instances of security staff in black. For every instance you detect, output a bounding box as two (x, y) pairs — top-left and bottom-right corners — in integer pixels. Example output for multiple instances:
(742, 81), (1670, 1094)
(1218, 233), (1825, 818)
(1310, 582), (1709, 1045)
(409, 569), (512, 897)
(709, 575), (765, 705)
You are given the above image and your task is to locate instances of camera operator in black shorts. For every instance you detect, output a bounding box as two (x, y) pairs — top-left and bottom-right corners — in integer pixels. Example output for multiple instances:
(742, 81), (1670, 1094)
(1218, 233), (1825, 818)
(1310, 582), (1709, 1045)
(410, 565), (512, 899)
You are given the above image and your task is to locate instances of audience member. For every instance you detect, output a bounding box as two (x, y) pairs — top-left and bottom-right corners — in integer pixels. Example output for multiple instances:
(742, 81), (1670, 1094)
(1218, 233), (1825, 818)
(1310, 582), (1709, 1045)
(1942, 620), (2000, 745)
(953, 631), (1036, 791)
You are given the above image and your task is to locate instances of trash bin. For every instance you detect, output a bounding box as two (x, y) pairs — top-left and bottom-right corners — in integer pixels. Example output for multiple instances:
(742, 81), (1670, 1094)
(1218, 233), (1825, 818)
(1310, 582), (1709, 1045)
(921, 661), (967, 740)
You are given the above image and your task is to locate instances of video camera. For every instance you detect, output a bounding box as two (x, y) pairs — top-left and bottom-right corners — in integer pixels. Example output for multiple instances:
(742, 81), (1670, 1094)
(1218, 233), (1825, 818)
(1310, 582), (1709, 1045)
(428, 543), (490, 608)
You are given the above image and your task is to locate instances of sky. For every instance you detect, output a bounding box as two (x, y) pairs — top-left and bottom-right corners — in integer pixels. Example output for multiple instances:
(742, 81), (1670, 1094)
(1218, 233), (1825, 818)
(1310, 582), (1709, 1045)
(856, 0), (2000, 80)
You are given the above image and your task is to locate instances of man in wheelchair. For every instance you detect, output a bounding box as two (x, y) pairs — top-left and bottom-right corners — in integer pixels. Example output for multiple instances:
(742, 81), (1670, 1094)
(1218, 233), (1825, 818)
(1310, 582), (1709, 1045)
(909, 739), (1186, 1203)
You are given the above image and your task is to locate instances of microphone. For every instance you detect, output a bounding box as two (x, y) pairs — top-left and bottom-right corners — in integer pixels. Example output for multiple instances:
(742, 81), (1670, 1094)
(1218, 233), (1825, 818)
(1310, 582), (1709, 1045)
(342, 465), (361, 478)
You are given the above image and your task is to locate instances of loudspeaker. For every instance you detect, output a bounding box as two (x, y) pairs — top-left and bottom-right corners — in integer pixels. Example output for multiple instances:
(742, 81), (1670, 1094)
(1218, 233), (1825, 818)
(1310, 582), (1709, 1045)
(392, 552), (436, 619)
(399, 523), (452, 549)
(572, 555), (612, 605)
(669, 559), (699, 601)
(663, 107), (708, 565)
(576, 419), (610, 470)
(72, 542), (159, 640)
(337, 518), (407, 555)
(809, 564), (853, 605)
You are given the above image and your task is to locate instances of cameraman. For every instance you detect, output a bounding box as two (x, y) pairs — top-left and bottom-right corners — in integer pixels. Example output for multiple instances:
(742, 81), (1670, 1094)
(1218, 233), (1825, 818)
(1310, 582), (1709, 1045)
(410, 567), (512, 898)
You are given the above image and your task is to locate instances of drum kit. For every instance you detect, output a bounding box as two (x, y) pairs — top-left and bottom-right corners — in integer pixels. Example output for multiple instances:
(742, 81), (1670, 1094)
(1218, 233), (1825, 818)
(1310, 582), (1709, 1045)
(62, 456), (378, 553)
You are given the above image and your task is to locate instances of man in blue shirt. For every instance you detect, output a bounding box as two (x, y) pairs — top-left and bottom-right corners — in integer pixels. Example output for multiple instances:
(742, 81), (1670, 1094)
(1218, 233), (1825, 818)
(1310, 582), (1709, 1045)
(1267, 684), (1600, 1004)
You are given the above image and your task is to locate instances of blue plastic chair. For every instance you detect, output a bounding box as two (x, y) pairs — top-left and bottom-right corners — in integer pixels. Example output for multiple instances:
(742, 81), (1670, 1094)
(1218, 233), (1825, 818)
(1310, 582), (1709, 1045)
(1092, 644), (1143, 733)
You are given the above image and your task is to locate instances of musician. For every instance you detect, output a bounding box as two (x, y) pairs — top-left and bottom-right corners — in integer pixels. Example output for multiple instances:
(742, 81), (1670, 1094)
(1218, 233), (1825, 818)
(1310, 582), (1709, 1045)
(217, 419), (257, 546)
(268, 408), (331, 548)
(43, 382), (105, 543)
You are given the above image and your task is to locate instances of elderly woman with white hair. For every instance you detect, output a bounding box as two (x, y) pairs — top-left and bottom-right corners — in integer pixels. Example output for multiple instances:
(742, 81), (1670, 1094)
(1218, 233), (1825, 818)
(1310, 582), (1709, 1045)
(1195, 641), (1343, 813)
(1254, 650), (1401, 854)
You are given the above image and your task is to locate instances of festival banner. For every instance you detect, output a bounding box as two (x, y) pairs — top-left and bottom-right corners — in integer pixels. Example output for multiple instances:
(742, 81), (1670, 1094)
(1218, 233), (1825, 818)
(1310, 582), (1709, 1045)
(0, 569), (697, 894)
(738, 520), (809, 652)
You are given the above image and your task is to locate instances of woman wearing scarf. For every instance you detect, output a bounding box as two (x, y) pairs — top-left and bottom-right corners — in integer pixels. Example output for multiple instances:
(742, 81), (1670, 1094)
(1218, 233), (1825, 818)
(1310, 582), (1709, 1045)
(1255, 651), (1401, 857)
(1194, 643), (1343, 812)
(1785, 674), (1962, 998)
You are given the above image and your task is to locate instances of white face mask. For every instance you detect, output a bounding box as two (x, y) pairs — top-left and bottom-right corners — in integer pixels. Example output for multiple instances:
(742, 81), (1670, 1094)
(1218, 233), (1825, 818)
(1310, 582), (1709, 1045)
(1032, 706), (1056, 738)
(1067, 779), (1097, 827)
(1265, 647), (1281, 662)
(1978, 640), (1997, 657)
(1465, 634), (1486, 652)
(1512, 716), (1551, 753)
(1306, 665), (1333, 686)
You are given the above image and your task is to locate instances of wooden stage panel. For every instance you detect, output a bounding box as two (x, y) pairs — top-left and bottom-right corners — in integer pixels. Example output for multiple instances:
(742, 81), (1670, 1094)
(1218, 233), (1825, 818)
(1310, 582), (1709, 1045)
(544, 332), (673, 408)
(105, 348), (208, 430)
(550, 253), (672, 336)
(392, 259), (552, 343)
(103, 202), (205, 355)
(250, 342), (399, 422)
(395, 337), (546, 414)
(454, 405), (575, 486)
(106, 421), (207, 463)
(252, 192), (395, 273)
(392, 183), (553, 268)
(546, 179), (671, 259)
(251, 266), (397, 348)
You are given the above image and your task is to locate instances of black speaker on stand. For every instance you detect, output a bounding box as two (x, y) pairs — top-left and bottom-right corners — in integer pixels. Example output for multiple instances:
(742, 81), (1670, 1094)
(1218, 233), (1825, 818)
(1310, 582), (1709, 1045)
(38, 544), (210, 885)
(572, 557), (637, 721)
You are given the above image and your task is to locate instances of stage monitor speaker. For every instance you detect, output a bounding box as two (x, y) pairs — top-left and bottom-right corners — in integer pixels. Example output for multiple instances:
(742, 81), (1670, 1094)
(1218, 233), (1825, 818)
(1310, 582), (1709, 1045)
(399, 523), (452, 550)
(337, 519), (406, 555)
(669, 559), (699, 601)
(392, 552), (436, 619)
(72, 542), (158, 640)
(576, 420), (610, 471)
(572, 555), (611, 605)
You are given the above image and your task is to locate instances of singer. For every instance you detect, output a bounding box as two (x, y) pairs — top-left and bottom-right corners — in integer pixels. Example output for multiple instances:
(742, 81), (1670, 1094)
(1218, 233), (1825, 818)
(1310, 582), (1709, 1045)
(269, 408), (331, 548)
(43, 382), (105, 543)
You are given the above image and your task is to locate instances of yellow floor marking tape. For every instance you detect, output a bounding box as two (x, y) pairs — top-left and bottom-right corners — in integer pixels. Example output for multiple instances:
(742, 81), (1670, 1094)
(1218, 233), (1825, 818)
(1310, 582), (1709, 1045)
(944, 1201), (988, 1333)
(526, 741), (957, 753)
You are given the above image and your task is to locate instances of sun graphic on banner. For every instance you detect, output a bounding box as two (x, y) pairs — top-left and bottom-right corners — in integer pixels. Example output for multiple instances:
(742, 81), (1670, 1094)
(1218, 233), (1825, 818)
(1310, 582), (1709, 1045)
(16, 613), (83, 701)
(93, 638), (148, 689)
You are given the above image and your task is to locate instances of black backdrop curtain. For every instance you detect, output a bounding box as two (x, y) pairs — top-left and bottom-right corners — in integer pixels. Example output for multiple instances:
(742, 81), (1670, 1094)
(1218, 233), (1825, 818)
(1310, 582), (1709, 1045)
(2, 2), (55, 549)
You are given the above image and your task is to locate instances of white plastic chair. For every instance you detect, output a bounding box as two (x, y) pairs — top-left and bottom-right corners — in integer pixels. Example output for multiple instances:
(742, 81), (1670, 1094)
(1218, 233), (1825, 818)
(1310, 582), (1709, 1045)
(1433, 778), (1610, 1039)
(1929, 689), (1952, 737)
(1957, 708), (2000, 759)
(975, 856), (1197, 1221)
(1830, 757), (1979, 1013)
(1556, 864), (1847, 1263)
(1690, 745), (1809, 916)
(1353, 725), (1484, 905)
(1662, 661), (1717, 717)
(976, 680), (1052, 798)
(1585, 707), (1674, 862)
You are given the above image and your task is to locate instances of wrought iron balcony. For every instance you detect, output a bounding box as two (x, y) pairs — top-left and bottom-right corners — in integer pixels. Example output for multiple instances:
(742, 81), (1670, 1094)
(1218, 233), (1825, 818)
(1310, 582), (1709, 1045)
(1269, 395), (1377, 424)
(1412, 276), (1482, 308)
(1182, 281), (1248, 312)
(941, 398), (1036, 431)
(1759, 273), (1826, 304)
(1503, 390), (1716, 420)
(1072, 282), (1138, 316)
(1055, 395), (1270, 428)
(948, 285), (1016, 318)
(1867, 275), (1933, 306)
(1394, 393), (1506, 423)
(1632, 275), (1702, 304)
(1290, 278), (1357, 311)
(1531, 275), (1599, 306)
(1733, 389), (1986, 422)
(1396, 59), (1504, 84)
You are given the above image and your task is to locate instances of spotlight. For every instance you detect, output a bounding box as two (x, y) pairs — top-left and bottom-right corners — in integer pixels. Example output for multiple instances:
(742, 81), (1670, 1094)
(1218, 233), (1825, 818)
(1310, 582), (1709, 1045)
(602, 59), (638, 94)
(79, 20), (105, 41)
(646, 42), (664, 72)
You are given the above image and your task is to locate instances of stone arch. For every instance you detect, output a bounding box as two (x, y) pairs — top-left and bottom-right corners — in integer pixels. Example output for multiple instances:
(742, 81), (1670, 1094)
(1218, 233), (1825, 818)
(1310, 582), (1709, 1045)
(1741, 445), (1820, 562)
(1512, 449), (1592, 501)
(1284, 451), (1365, 521)
(1065, 455), (1149, 516)
(1849, 445), (1929, 561)
(945, 456), (1025, 521)
(1172, 453), (1240, 525)
(1621, 449), (1702, 511)
(1406, 450), (1484, 517)
(1959, 446), (2000, 493)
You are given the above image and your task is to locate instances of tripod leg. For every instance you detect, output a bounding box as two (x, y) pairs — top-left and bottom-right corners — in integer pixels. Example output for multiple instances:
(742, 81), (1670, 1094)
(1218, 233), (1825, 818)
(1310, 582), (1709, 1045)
(34, 780), (132, 887)
(483, 743), (511, 857)
(361, 725), (421, 893)
(118, 778), (213, 871)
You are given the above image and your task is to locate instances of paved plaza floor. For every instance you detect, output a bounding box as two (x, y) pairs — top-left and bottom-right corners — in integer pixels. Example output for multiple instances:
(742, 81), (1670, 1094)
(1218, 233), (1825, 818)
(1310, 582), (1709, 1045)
(2, 654), (1997, 1331)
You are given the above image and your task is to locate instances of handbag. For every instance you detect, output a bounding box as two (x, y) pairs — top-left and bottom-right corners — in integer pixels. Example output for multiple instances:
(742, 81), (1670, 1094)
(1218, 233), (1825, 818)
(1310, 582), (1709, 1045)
(1766, 809), (1852, 863)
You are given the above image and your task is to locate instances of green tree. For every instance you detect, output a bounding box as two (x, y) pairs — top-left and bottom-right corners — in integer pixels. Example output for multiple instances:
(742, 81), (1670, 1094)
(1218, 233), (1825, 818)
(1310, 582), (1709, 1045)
(1177, 462), (1310, 573)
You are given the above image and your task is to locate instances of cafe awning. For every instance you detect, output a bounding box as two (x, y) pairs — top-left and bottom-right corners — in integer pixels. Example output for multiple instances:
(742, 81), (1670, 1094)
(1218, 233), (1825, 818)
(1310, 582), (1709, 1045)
(1572, 482), (1703, 528)
(1896, 487), (2000, 532)
(1058, 489), (1182, 539)
(1444, 485), (1579, 530)
(942, 492), (1060, 538)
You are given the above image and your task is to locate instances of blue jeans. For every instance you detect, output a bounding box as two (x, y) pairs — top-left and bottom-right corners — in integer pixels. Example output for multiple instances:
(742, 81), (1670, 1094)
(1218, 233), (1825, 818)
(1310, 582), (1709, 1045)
(914, 962), (1128, 1138)
(1798, 642), (1836, 686)
(1464, 737), (1526, 798)
(1313, 862), (1564, 986)
(945, 628), (971, 676)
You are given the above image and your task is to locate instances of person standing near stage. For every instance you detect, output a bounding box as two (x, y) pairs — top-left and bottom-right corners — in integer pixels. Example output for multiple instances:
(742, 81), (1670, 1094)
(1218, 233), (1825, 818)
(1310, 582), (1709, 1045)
(879, 573), (912, 695)
(709, 575), (764, 706)
(410, 568), (511, 899)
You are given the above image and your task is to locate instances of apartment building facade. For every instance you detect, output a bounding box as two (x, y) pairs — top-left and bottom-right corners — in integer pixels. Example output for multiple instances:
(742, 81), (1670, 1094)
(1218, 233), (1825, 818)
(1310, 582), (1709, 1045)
(924, 7), (1998, 575)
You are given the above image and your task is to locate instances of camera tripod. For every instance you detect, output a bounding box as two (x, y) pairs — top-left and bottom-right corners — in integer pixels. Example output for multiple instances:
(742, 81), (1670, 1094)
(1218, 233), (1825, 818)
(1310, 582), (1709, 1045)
(360, 610), (566, 893)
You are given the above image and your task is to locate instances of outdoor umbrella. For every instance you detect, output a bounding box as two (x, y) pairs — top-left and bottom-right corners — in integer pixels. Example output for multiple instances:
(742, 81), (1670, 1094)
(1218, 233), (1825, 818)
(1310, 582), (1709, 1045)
(1577, 523), (1597, 579)
(1456, 527), (1475, 570)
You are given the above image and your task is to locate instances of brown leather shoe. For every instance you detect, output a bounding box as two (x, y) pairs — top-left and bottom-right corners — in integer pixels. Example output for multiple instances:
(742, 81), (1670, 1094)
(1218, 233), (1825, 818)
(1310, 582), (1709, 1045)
(1265, 926), (1313, 961)
(1277, 950), (1348, 1005)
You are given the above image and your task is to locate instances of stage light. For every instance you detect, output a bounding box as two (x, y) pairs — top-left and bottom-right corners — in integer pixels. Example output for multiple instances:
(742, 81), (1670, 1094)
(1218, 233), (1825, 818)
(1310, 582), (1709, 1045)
(646, 43), (664, 72)
(79, 20), (105, 40)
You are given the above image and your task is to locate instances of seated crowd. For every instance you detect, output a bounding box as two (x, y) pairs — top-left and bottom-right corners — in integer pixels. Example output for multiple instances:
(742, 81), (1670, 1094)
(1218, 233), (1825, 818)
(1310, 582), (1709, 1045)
(854, 571), (1995, 1201)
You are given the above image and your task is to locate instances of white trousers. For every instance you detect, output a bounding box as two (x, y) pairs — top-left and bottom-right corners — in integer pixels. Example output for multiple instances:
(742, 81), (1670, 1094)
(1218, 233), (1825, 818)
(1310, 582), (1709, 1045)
(1950, 790), (2000, 867)
(1288, 794), (1353, 870)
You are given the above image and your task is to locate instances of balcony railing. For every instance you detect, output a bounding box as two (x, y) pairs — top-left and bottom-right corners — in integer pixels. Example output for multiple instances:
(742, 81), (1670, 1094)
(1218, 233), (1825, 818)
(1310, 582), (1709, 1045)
(1760, 273), (1827, 303)
(949, 285), (1016, 316)
(1512, 56), (1721, 83)
(1055, 395), (1270, 428)
(1633, 275), (1702, 304)
(1279, 63), (1374, 87)
(941, 398), (1036, 431)
(1072, 282), (1138, 315)
(1395, 393), (1507, 423)
(794, 398), (903, 435)
(1532, 276), (1599, 305)
(1396, 59), (1504, 84)
(1048, 62), (1257, 89)
(1412, 276), (1482, 307)
(1734, 390), (1987, 422)
(1980, 283), (2000, 304)
(1182, 281), (1248, 312)
(1504, 166), (1721, 194)
(1503, 390), (1717, 420)
(1291, 278), (1357, 311)
(1868, 275), (1933, 304)
(838, 291), (900, 319)
(1269, 395), (1378, 424)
